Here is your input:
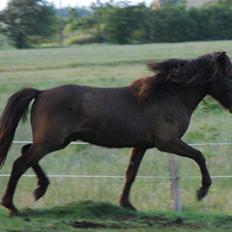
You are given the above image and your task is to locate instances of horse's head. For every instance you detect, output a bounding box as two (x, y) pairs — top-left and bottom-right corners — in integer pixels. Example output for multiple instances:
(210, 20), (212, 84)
(207, 51), (232, 112)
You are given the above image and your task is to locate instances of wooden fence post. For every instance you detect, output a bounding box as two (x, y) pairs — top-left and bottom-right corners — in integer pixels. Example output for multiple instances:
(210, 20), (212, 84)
(169, 154), (182, 213)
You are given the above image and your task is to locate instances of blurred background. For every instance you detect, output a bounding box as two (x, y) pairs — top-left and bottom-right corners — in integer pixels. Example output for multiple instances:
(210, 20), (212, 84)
(0, 0), (231, 48)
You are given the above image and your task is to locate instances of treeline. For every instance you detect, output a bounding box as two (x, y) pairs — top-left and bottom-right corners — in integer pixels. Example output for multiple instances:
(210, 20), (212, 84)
(66, 0), (232, 44)
(0, 0), (232, 48)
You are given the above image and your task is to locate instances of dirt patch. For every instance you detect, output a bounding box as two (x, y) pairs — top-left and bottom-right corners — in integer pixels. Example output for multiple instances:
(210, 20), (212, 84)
(73, 221), (107, 229)
(72, 217), (203, 230)
(137, 216), (203, 230)
(72, 220), (128, 229)
(162, 219), (202, 229)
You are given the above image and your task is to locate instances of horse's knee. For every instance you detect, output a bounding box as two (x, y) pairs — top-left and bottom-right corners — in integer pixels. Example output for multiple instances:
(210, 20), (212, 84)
(193, 151), (206, 164)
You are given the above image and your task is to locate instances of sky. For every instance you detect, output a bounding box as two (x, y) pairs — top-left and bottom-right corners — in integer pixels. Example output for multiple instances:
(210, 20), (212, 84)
(0, 0), (150, 10)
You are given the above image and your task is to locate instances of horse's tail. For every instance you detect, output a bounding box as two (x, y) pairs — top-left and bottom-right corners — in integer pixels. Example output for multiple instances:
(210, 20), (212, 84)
(0, 88), (39, 168)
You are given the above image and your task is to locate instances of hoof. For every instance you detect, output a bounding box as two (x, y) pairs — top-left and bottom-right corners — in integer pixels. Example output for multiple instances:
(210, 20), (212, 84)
(1, 201), (19, 217)
(33, 186), (47, 201)
(120, 201), (137, 211)
(196, 187), (209, 201)
(9, 209), (20, 217)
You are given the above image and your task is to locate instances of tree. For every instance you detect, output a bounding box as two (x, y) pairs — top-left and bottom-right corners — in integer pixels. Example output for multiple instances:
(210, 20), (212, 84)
(1, 0), (57, 48)
(103, 4), (149, 44)
(159, 0), (183, 7)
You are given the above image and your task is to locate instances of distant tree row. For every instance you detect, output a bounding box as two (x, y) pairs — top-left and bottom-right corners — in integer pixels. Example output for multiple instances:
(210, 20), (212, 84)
(0, 0), (232, 48)
(65, 0), (232, 45)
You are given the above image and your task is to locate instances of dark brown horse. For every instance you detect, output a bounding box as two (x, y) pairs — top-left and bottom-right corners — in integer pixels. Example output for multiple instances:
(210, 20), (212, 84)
(1, 51), (232, 216)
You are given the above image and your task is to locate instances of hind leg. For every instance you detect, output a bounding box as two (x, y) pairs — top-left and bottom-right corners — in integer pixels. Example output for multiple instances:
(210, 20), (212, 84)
(32, 163), (49, 201)
(1, 153), (28, 215)
(1, 144), (49, 216)
(22, 144), (49, 201)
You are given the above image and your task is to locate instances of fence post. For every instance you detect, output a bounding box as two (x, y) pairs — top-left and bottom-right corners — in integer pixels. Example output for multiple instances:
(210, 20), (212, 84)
(169, 154), (182, 213)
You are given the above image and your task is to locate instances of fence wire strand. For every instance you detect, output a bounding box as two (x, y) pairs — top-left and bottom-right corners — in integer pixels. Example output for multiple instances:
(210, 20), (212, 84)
(0, 140), (232, 179)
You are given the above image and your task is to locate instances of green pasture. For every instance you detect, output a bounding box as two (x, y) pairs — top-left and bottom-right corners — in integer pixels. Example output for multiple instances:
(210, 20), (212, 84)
(1, 201), (232, 232)
(1, 41), (232, 230)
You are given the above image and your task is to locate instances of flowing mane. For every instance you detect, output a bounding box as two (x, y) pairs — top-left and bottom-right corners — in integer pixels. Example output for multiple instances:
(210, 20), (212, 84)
(130, 51), (228, 102)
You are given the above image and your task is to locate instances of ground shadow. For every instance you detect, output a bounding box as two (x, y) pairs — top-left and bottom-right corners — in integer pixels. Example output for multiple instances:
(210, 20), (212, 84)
(18, 201), (205, 230)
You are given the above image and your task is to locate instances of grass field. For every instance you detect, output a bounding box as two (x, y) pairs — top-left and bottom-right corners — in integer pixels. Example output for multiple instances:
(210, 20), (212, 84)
(1, 41), (232, 230)
(1, 201), (232, 232)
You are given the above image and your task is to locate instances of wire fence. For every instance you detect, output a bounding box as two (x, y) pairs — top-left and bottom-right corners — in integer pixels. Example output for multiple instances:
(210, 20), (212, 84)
(1, 140), (232, 213)
(0, 140), (232, 179)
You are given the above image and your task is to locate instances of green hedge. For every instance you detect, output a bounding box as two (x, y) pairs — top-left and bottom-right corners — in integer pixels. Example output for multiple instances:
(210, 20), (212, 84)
(124, 3), (232, 43)
(68, 2), (232, 44)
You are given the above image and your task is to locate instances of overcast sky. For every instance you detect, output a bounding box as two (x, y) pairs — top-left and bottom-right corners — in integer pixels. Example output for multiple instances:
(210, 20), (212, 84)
(0, 0), (150, 10)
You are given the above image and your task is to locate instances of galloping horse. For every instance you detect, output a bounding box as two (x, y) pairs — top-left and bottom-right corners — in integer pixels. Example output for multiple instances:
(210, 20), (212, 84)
(0, 51), (232, 215)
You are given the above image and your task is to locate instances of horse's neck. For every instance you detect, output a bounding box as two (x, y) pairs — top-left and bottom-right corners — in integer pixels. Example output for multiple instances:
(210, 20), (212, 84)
(173, 85), (207, 115)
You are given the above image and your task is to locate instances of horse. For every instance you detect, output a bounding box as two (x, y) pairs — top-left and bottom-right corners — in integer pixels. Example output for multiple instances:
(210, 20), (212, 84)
(0, 51), (232, 216)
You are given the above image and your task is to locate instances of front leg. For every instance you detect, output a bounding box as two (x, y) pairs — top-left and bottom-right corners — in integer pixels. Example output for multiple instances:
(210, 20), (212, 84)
(119, 147), (146, 210)
(157, 138), (212, 200)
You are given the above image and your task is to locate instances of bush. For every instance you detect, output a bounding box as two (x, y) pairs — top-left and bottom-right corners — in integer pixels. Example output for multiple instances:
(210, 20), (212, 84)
(148, 3), (232, 43)
(149, 6), (198, 42)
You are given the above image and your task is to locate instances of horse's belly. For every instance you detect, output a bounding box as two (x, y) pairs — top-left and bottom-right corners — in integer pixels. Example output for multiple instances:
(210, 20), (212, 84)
(75, 126), (153, 148)
(76, 130), (131, 147)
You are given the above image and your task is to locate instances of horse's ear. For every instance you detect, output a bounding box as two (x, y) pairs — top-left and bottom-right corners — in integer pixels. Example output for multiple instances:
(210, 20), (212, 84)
(215, 51), (229, 75)
(220, 51), (226, 56)
(215, 51), (226, 63)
